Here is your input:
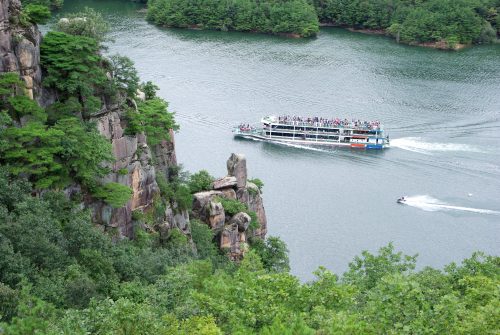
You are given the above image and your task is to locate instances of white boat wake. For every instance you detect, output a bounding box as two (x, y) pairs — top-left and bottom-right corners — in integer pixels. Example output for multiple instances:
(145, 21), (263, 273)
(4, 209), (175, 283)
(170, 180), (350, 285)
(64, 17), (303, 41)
(400, 195), (500, 215)
(391, 137), (484, 154)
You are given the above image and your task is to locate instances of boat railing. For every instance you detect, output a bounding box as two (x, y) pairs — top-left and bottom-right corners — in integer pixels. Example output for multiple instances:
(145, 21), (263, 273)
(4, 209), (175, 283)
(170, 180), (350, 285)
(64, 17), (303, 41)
(269, 120), (382, 131)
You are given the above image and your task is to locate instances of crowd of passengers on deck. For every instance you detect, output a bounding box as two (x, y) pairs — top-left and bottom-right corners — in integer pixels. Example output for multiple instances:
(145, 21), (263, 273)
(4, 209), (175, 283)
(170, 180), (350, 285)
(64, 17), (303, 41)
(277, 116), (381, 129)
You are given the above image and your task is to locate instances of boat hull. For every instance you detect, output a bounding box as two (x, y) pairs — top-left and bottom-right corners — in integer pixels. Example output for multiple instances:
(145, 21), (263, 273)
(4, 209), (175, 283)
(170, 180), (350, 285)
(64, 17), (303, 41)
(234, 132), (388, 149)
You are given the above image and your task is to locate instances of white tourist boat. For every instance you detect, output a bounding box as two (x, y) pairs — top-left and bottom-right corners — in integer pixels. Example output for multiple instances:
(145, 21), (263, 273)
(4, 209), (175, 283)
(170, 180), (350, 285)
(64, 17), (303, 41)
(233, 115), (390, 149)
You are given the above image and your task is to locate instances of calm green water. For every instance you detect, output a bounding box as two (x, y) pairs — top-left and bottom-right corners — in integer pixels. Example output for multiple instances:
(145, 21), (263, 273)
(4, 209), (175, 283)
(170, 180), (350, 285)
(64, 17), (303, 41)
(60, 0), (500, 280)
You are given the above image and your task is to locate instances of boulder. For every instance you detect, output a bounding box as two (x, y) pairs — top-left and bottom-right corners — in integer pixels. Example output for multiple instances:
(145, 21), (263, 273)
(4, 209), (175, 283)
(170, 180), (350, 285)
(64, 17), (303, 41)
(221, 188), (237, 200)
(220, 223), (240, 256)
(213, 176), (237, 190)
(192, 190), (223, 214)
(227, 153), (247, 189)
(230, 212), (251, 232)
(173, 210), (190, 232)
(207, 200), (225, 231)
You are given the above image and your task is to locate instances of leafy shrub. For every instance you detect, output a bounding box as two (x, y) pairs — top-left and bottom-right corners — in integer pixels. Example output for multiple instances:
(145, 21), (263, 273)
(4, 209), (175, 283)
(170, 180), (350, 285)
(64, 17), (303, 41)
(24, 4), (51, 24)
(0, 122), (66, 189)
(126, 97), (179, 146)
(41, 32), (107, 110)
(108, 55), (140, 98)
(190, 219), (218, 260)
(54, 117), (113, 188)
(248, 178), (264, 192)
(54, 7), (110, 43)
(217, 197), (247, 216)
(93, 182), (133, 208)
(0, 73), (46, 123)
(173, 184), (193, 210)
(188, 170), (214, 193)
(141, 81), (159, 100)
(251, 236), (290, 273)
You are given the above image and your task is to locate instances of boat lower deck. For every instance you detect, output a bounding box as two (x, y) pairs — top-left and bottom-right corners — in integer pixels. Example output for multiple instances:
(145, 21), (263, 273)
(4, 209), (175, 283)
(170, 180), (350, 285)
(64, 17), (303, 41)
(234, 132), (387, 149)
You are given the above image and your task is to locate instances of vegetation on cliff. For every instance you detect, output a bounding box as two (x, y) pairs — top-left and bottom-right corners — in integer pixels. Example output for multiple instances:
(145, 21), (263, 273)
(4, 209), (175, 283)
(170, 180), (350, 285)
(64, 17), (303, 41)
(0, 178), (497, 334)
(310, 0), (500, 47)
(147, 0), (320, 37)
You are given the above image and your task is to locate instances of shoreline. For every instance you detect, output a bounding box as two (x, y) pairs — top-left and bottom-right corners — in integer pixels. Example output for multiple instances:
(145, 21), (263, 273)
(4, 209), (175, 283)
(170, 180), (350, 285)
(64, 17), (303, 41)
(342, 26), (468, 50)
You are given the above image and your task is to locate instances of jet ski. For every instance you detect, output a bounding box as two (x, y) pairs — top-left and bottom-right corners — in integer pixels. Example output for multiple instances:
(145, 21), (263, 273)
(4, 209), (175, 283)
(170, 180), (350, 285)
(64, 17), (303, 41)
(397, 196), (407, 204)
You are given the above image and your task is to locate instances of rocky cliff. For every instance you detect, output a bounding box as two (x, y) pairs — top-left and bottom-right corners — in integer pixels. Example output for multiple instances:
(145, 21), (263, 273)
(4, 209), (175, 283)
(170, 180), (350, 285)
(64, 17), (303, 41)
(0, 1), (267, 255)
(192, 153), (267, 260)
(0, 0), (42, 101)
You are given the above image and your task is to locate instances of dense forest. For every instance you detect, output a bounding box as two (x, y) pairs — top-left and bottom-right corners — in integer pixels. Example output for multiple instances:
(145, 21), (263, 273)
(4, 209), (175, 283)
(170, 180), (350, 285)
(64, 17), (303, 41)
(147, 0), (320, 37)
(309, 0), (500, 47)
(1, 176), (499, 334)
(145, 0), (500, 47)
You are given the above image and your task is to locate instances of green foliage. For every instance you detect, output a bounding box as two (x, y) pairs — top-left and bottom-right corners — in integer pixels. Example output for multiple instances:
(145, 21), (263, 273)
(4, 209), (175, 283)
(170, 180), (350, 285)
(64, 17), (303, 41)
(0, 283), (19, 322)
(109, 54), (140, 98)
(40, 31), (107, 112)
(126, 97), (179, 146)
(343, 242), (417, 292)
(0, 180), (498, 335)
(21, 0), (63, 10)
(309, 0), (499, 46)
(54, 7), (110, 43)
(217, 196), (260, 230)
(0, 73), (45, 123)
(0, 122), (66, 189)
(251, 236), (290, 273)
(141, 81), (160, 100)
(217, 196), (246, 216)
(23, 4), (51, 24)
(93, 182), (133, 208)
(147, 0), (320, 37)
(167, 228), (188, 248)
(188, 170), (214, 193)
(191, 219), (218, 260)
(248, 177), (264, 191)
(53, 117), (113, 188)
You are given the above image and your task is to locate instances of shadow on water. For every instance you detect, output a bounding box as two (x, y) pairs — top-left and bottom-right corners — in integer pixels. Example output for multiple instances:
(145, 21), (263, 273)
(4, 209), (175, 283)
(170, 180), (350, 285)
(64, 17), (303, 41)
(155, 26), (317, 46)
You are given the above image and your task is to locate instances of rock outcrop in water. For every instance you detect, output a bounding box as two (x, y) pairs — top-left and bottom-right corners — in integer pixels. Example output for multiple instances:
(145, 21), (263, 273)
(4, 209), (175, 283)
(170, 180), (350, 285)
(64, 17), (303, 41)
(192, 153), (267, 260)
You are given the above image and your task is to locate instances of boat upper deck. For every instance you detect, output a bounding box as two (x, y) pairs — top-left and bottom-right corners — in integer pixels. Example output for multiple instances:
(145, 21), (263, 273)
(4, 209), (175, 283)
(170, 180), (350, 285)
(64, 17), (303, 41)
(263, 115), (383, 131)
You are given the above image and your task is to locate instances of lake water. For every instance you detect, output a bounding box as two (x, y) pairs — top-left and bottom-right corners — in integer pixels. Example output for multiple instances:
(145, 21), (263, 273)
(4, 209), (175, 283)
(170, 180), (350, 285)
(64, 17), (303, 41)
(60, 0), (500, 280)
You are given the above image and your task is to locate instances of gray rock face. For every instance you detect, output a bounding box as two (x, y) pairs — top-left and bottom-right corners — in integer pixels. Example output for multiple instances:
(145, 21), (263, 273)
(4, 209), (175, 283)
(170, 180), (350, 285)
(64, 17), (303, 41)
(207, 201), (225, 231)
(227, 153), (247, 189)
(230, 212), (251, 232)
(191, 153), (268, 260)
(213, 176), (237, 190)
(0, 0), (42, 101)
(192, 190), (223, 217)
(90, 106), (178, 238)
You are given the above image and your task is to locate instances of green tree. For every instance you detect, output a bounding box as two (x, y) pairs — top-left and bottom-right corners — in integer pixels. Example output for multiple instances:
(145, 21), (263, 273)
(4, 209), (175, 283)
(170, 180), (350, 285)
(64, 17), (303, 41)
(0, 122), (66, 189)
(109, 55), (140, 98)
(41, 31), (107, 113)
(54, 7), (110, 43)
(53, 117), (113, 188)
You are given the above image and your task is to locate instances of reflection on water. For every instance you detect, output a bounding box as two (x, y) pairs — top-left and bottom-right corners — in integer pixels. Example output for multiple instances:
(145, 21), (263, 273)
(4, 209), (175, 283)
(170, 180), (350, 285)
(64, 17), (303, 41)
(61, 0), (500, 280)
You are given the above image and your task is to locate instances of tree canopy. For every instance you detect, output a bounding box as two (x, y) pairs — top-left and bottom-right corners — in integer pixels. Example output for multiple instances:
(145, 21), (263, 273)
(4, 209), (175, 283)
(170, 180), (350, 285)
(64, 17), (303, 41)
(147, 0), (320, 37)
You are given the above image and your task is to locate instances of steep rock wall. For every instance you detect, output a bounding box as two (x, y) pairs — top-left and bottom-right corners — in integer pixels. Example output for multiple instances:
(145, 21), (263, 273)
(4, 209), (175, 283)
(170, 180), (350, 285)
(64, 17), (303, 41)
(0, 0), (42, 100)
